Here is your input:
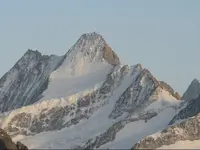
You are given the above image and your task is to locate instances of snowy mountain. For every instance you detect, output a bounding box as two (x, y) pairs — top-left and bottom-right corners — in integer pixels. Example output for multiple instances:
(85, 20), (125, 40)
(0, 32), (182, 149)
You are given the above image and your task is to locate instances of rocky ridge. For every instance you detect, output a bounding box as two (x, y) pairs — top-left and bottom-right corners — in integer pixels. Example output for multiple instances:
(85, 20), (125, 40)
(132, 113), (200, 149)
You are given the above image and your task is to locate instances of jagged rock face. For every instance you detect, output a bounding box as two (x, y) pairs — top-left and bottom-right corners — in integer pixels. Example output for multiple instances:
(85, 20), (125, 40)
(103, 44), (120, 65)
(0, 128), (28, 150)
(1, 65), (131, 136)
(169, 96), (200, 125)
(132, 113), (200, 149)
(63, 32), (120, 68)
(108, 69), (181, 120)
(109, 69), (159, 119)
(76, 32), (120, 66)
(0, 50), (64, 112)
(182, 79), (200, 101)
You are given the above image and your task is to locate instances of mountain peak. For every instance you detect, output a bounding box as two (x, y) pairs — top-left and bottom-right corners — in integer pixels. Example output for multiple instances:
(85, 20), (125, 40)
(25, 49), (42, 56)
(65, 32), (120, 66)
(182, 78), (200, 101)
(192, 78), (200, 84)
(80, 32), (103, 39)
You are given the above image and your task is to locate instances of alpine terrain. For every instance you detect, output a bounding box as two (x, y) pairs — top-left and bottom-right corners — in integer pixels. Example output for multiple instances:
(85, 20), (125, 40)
(0, 32), (199, 149)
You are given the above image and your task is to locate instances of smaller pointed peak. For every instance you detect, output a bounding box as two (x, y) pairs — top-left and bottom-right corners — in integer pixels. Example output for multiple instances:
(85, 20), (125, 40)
(192, 78), (200, 84)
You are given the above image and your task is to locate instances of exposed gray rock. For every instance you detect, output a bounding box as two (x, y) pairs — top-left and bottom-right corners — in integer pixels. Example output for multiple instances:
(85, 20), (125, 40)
(0, 49), (64, 112)
(81, 121), (125, 149)
(109, 69), (159, 119)
(169, 96), (200, 125)
(109, 69), (180, 120)
(132, 113), (200, 149)
(182, 78), (200, 101)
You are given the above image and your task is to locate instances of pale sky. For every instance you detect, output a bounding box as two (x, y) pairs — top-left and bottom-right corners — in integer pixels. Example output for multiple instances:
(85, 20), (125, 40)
(0, 0), (200, 95)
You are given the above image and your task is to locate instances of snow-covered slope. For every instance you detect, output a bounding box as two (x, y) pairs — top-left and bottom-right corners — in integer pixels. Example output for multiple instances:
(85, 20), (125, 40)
(0, 32), (181, 149)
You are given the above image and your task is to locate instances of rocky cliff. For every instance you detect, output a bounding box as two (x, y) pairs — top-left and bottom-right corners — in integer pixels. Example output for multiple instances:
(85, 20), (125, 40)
(182, 79), (200, 101)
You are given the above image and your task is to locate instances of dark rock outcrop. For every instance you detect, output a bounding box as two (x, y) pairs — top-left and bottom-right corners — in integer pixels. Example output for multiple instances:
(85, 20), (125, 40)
(182, 78), (200, 101)
(0, 128), (28, 150)
(16, 142), (28, 150)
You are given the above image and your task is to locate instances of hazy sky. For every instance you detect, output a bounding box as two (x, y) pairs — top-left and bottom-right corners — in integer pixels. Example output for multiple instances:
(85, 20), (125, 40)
(0, 0), (200, 95)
